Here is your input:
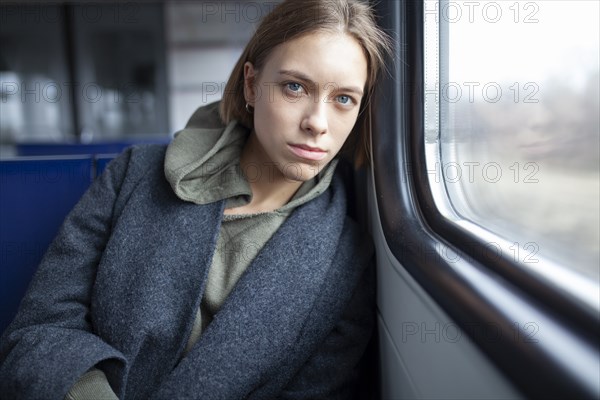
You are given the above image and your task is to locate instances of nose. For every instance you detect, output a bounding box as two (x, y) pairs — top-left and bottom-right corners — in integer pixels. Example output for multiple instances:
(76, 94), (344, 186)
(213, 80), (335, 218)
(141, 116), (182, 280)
(301, 100), (328, 136)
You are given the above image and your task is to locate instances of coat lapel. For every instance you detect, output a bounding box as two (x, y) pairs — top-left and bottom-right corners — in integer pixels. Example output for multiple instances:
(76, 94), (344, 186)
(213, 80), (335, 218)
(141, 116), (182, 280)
(153, 176), (348, 399)
(92, 167), (226, 399)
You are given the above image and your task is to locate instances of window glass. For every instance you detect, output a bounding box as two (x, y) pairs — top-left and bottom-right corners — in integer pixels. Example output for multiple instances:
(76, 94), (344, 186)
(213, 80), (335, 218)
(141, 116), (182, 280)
(0, 3), (169, 146)
(432, 1), (599, 286)
(0, 5), (73, 142)
(72, 4), (168, 140)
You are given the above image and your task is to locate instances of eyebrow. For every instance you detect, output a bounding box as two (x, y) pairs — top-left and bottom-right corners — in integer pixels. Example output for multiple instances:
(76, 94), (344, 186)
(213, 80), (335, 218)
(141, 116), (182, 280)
(278, 69), (364, 97)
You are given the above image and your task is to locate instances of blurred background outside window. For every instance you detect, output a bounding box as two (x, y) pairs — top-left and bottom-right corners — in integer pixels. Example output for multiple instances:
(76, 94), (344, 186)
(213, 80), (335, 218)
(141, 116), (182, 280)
(427, 1), (599, 294)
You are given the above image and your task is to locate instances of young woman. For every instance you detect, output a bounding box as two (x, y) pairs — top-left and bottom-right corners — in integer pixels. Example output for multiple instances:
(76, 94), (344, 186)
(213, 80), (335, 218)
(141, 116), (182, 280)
(0, 0), (391, 398)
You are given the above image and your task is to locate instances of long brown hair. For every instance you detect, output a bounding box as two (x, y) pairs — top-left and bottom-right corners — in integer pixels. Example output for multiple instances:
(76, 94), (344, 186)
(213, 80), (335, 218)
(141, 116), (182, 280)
(220, 0), (392, 168)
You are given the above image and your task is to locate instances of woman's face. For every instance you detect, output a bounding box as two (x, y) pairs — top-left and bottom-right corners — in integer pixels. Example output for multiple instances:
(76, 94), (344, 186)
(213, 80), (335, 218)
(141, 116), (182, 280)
(244, 31), (368, 181)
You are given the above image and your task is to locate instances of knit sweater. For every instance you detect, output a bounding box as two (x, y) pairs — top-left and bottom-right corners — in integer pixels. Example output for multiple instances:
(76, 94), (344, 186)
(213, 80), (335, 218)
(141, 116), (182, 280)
(65, 103), (338, 398)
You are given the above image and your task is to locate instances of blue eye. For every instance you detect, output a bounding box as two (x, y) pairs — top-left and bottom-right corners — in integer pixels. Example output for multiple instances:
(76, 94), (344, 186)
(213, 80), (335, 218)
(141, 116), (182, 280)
(337, 95), (352, 105)
(287, 82), (302, 92)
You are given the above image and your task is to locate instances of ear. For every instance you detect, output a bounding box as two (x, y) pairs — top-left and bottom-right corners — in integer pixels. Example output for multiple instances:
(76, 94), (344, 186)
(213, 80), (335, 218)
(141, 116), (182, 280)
(243, 61), (258, 106)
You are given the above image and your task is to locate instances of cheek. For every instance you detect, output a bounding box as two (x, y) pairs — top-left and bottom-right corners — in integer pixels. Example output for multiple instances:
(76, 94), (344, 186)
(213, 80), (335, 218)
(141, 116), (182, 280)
(332, 114), (360, 148)
(252, 104), (292, 159)
(254, 100), (296, 139)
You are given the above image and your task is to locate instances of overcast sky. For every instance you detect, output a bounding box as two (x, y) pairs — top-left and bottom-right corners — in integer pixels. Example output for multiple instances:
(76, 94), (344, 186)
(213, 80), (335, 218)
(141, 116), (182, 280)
(447, 0), (599, 90)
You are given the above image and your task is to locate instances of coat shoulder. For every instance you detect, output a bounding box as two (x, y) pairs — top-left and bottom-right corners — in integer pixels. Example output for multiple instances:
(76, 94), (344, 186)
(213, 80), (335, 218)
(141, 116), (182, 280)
(122, 144), (168, 177)
(100, 144), (168, 195)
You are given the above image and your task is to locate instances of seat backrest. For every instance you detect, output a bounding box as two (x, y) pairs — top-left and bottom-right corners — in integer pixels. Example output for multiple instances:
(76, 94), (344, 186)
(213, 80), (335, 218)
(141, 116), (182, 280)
(95, 154), (118, 176)
(16, 139), (170, 157)
(0, 156), (93, 334)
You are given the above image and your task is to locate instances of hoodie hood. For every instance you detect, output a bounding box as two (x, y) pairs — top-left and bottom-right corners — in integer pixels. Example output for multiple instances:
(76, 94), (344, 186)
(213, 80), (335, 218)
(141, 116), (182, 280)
(165, 102), (252, 206)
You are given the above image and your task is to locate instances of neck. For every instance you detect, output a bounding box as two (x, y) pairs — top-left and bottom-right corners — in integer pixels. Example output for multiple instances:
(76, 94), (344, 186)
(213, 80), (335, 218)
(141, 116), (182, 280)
(235, 131), (303, 213)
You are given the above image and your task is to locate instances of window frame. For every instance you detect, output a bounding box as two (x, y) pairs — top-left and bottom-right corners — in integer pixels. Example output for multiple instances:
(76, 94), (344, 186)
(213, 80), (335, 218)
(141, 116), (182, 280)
(371, 0), (600, 398)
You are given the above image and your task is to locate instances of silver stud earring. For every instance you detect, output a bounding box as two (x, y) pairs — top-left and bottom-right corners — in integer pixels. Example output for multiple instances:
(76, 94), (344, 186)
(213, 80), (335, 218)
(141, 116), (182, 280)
(245, 103), (254, 114)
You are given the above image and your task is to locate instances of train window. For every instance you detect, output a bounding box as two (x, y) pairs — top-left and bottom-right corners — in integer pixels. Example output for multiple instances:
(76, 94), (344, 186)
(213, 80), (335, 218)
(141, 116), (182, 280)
(424, 0), (599, 309)
(71, 3), (169, 140)
(0, 3), (168, 144)
(0, 4), (73, 142)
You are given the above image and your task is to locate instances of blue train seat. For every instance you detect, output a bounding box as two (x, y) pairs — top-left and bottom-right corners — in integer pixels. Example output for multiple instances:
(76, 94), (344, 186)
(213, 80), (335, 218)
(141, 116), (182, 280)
(0, 156), (94, 334)
(95, 154), (118, 176)
(16, 138), (170, 157)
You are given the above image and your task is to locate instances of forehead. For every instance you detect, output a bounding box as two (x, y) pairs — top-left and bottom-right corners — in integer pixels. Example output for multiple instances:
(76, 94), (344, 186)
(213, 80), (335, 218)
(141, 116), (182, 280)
(260, 32), (368, 89)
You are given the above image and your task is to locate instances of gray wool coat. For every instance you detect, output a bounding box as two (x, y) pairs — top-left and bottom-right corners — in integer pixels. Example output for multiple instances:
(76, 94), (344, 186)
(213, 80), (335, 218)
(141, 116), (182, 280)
(0, 144), (375, 400)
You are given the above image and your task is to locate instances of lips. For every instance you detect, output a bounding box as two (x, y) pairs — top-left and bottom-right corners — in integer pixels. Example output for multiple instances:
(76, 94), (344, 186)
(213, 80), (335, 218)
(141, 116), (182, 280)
(288, 143), (328, 161)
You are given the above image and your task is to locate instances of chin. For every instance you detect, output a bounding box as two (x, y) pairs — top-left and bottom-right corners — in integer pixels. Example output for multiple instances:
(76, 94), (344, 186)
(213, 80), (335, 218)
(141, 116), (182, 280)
(280, 162), (323, 183)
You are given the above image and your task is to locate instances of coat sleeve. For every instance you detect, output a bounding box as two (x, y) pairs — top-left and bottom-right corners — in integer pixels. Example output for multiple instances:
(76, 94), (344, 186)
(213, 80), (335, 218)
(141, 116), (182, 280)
(278, 258), (376, 400)
(0, 149), (139, 399)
